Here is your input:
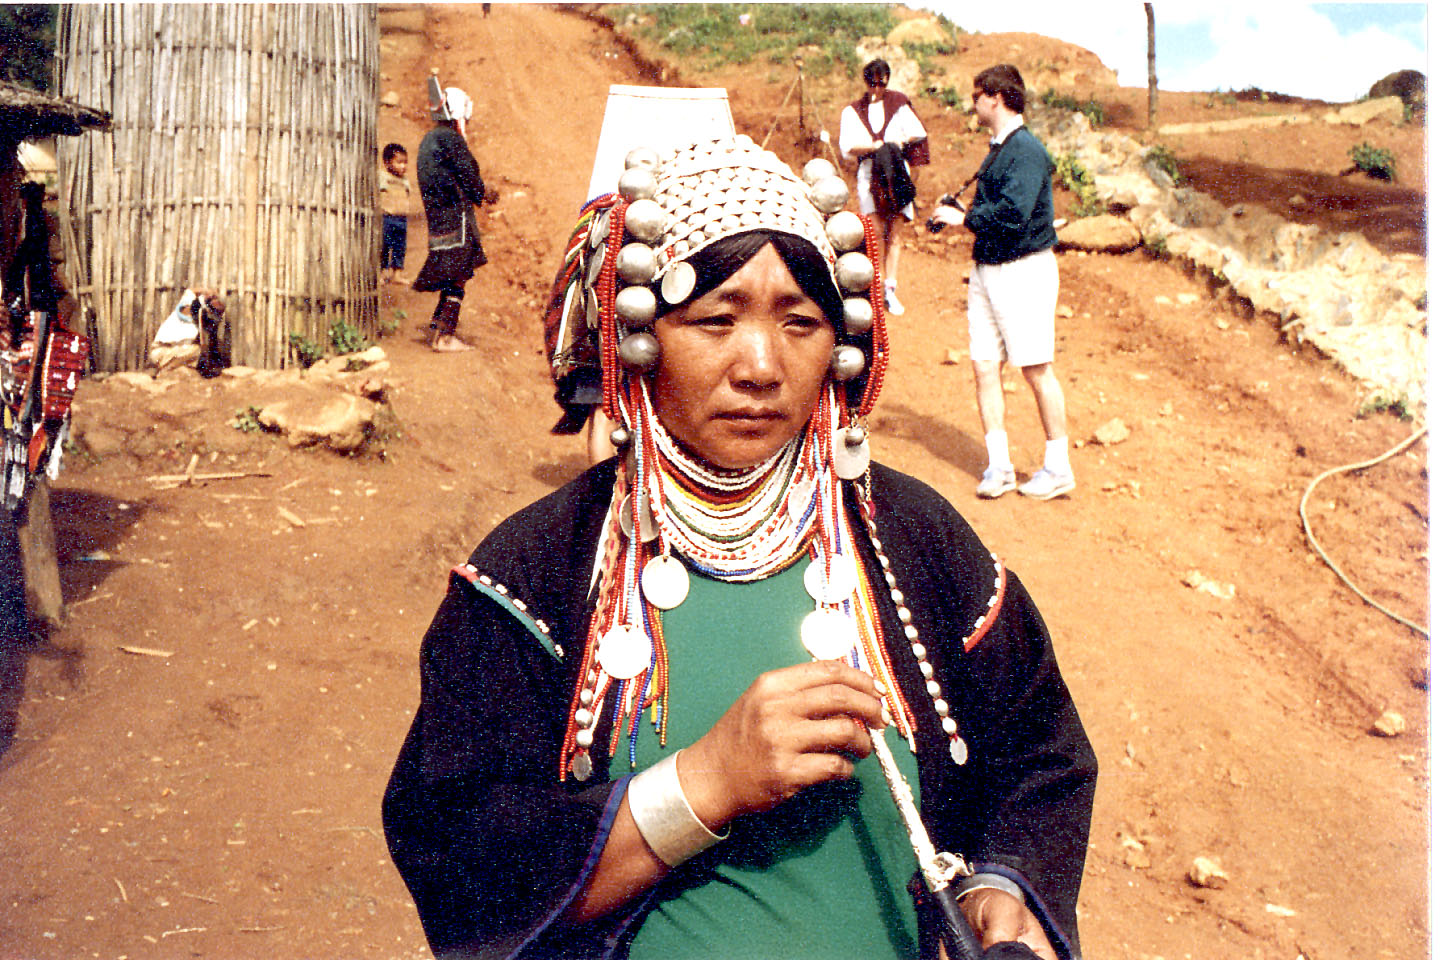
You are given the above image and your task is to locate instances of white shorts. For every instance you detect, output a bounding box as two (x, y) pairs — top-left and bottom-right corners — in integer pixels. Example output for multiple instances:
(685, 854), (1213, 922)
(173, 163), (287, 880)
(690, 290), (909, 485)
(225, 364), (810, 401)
(967, 248), (1059, 367)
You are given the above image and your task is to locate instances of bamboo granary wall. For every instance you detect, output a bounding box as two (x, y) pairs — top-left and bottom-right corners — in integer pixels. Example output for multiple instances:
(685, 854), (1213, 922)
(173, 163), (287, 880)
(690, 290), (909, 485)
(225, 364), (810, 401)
(54, 4), (380, 371)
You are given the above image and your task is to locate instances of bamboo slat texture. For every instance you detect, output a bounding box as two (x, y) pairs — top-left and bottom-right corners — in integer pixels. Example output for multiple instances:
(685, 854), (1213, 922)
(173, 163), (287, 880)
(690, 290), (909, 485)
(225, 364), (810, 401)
(55, 4), (379, 371)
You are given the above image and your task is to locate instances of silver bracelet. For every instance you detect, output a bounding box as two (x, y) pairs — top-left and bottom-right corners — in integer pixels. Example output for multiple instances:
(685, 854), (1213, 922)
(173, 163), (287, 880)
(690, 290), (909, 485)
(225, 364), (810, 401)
(957, 872), (1024, 903)
(627, 752), (727, 867)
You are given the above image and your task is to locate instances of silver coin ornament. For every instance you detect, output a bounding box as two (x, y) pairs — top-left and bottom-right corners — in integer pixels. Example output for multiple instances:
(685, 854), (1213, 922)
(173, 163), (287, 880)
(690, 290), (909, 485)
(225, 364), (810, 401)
(832, 427), (871, 480)
(616, 243), (658, 285)
(835, 251), (874, 294)
(624, 199), (666, 243)
(809, 175), (849, 215)
(660, 261), (697, 305)
(618, 331), (661, 371)
(950, 737), (969, 766)
(598, 623), (652, 680)
(624, 146), (660, 170)
(842, 297), (873, 335)
(586, 246), (606, 286)
(618, 165), (658, 201)
(801, 608), (856, 661)
(802, 157), (837, 185)
(588, 208), (611, 249)
(804, 555), (857, 605)
(825, 210), (866, 252)
(619, 491), (659, 542)
(641, 554), (691, 610)
(786, 483), (815, 526)
(570, 751), (594, 781)
(830, 344), (866, 382)
(615, 287), (658, 328)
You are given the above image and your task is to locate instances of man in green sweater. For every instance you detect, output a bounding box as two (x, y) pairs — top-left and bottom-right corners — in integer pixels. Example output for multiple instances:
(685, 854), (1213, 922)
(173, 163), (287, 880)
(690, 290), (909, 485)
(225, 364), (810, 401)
(963, 64), (1075, 501)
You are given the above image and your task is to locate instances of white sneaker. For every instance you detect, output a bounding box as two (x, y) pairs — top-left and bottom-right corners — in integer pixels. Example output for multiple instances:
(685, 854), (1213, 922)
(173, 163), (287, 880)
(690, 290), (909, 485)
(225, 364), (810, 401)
(1018, 468), (1076, 500)
(885, 287), (905, 316)
(976, 468), (1017, 499)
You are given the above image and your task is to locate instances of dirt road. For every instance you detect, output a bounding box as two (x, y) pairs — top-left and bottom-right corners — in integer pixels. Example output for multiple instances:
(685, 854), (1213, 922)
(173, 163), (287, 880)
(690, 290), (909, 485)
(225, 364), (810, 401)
(0, 6), (1427, 959)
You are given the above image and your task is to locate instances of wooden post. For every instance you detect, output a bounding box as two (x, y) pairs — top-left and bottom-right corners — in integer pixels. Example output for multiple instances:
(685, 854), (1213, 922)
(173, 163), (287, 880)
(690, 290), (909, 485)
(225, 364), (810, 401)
(1145, 3), (1157, 130)
(795, 55), (806, 135)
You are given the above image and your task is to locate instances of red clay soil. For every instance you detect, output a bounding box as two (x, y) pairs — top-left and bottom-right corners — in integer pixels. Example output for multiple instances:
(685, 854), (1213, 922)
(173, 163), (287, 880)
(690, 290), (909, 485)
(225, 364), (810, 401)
(0, 6), (1427, 959)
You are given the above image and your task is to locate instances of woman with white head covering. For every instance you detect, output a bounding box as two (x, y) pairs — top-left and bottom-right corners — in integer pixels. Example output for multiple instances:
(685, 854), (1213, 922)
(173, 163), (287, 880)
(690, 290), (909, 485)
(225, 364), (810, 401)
(413, 84), (488, 352)
(385, 137), (1094, 960)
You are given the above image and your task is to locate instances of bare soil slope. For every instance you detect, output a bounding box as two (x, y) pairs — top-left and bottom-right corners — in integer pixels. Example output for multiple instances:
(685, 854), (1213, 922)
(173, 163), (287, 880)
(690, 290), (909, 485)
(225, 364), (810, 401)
(0, 7), (1427, 959)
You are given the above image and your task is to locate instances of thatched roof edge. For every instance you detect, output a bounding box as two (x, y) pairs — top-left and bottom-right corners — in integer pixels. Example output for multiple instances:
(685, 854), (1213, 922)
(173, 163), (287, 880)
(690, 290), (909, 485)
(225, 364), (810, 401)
(0, 80), (111, 140)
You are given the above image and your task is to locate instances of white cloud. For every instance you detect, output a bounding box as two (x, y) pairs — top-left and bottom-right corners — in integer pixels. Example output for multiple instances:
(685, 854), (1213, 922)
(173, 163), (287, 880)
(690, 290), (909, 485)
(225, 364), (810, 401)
(923, 2), (1426, 102)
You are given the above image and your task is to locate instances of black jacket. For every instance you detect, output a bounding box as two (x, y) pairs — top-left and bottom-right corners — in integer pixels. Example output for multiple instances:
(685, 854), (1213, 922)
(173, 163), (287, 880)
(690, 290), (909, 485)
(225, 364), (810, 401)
(383, 461), (1096, 959)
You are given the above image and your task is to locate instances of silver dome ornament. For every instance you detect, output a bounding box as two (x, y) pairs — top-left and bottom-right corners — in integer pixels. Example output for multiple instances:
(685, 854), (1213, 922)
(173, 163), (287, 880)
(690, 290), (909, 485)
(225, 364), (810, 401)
(624, 146), (660, 170)
(618, 331), (661, 371)
(825, 211), (866, 252)
(844, 425), (867, 447)
(802, 157), (836, 185)
(830, 344), (866, 381)
(809, 175), (849, 215)
(609, 425), (632, 448)
(842, 297), (874, 335)
(616, 243), (658, 285)
(617, 165), (658, 201)
(624, 198), (666, 243)
(615, 286), (657, 327)
(835, 251), (875, 294)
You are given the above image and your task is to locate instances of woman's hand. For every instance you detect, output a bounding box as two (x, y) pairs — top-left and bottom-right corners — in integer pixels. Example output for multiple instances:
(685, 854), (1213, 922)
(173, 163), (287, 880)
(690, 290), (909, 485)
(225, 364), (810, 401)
(958, 888), (1060, 960)
(678, 660), (885, 829)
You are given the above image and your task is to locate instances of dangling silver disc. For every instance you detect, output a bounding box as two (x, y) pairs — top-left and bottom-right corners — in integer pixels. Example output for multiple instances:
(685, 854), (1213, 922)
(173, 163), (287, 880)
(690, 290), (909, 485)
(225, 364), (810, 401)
(586, 247), (605, 286)
(598, 623), (651, 679)
(589, 208), (611, 249)
(618, 492), (659, 542)
(571, 751), (594, 781)
(641, 554), (691, 610)
(661, 261), (697, 305)
(801, 608), (855, 661)
(804, 555), (857, 604)
(949, 737), (968, 766)
(832, 429), (871, 480)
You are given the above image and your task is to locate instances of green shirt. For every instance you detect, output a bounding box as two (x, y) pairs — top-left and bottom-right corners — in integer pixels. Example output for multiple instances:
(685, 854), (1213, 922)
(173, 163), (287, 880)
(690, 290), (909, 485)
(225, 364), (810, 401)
(625, 560), (923, 959)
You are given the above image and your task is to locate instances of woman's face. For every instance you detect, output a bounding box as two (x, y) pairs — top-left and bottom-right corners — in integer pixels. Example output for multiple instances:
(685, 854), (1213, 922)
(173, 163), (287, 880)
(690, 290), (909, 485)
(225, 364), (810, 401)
(652, 243), (835, 471)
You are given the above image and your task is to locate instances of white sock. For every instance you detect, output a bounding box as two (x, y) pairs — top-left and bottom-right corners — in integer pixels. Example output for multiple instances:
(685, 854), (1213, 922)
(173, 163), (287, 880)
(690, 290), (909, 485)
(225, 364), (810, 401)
(985, 431), (1012, 474)
(1044, 437), (1071, 475)
(885, 278), (896, 290)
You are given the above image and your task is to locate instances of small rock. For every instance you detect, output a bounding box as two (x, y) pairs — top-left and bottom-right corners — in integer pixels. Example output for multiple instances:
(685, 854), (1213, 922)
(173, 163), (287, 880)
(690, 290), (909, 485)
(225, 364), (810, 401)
(1154, 295), (1173, 306)
(1215, 318), (1231, 330)
(1371, 710), (1406, 737)
(1057, 304), (1075, 319)
(942, 349), (964, 365)
(1093, 418), (1130, 445)
(1264, 903), (1297, 918)
(1183, 570), (1235, 600)
(1288, 194), (1307, 206)
(380, 90), (401, 108)
(1187, 856), (1228, 889)
(1177, 293), (1200, 305)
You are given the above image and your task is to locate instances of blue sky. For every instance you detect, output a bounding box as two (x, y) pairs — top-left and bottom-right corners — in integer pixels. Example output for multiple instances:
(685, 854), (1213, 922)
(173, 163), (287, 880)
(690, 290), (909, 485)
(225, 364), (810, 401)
(923, 2), (1427, 103)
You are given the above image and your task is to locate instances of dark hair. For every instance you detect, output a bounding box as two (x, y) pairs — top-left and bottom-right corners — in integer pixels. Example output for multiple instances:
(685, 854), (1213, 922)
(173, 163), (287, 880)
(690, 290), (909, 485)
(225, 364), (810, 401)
(862, 59), (890, 88)
(382, 142), (407, 163)
(974, 64), (1026, 114)
(660, 230), (842, 328)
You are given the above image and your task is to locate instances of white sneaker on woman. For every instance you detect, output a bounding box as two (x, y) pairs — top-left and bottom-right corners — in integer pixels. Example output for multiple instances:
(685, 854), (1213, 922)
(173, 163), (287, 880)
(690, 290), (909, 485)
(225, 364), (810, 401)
(976, 468), (1017, 499)
(1018, 468), (1076, 500)
(885, 286), (905, 316)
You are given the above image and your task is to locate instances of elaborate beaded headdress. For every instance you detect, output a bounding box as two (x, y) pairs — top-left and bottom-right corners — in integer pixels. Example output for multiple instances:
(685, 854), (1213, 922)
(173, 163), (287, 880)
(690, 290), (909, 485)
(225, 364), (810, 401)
(543, 137), (924, 782)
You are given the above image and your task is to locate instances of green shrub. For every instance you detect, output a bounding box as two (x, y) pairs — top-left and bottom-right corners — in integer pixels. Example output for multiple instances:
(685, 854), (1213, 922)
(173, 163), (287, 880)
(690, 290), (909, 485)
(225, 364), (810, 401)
(1143, 234), (1169, 259)
(630, 4), (895, 73)
(288, 332), (323, 368)
(1145, 145), (1184, 185)
(1356, 394), (1413, 422)
(1040, 89), (1104, 127)
(329, 319), (370, 355)
(233, 405), (266, 433)
(926, 84), (963, 110)
(1055, 152), (1101, 218)
(1348, 141), (1397, 181)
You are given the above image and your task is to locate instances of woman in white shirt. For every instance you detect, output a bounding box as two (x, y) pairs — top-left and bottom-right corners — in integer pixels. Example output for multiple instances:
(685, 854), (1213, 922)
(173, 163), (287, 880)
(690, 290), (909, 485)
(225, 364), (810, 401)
(839, 59), (928, 316)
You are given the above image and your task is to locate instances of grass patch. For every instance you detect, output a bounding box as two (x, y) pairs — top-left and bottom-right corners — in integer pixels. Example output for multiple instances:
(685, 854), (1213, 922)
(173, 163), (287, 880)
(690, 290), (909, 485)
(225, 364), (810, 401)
(288, 332), (323, 368)
(329, 319), (371, 355)
(1040, 89), (1104, 128)
(1145, 145), (1184, 185)
(233, 405), (266, 433)
(624, 4), (895, 73)
(1356, 394), (1413, 422)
